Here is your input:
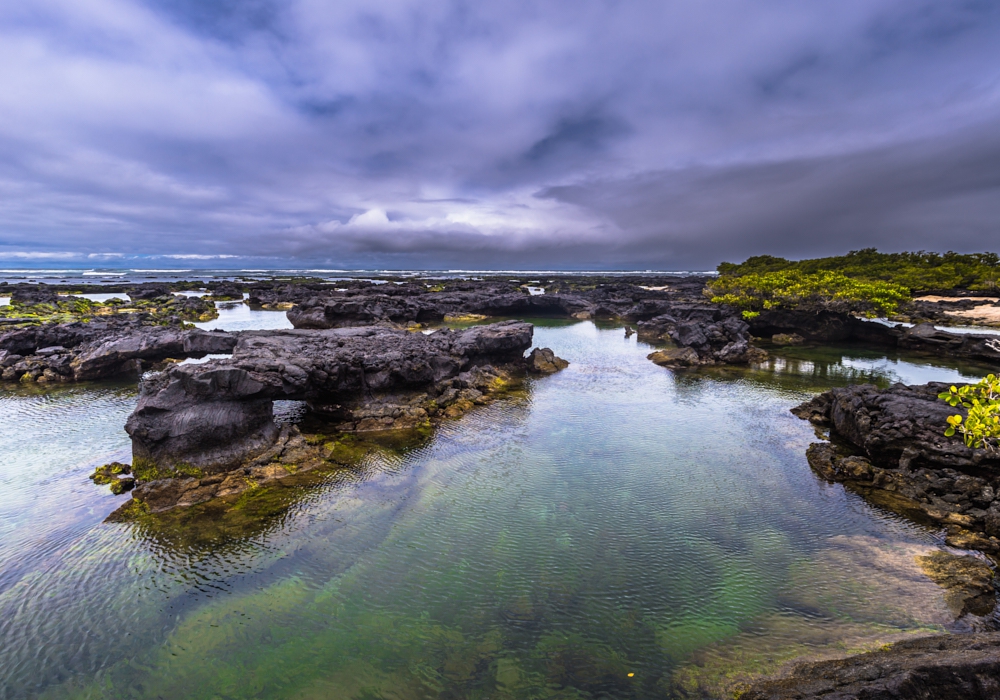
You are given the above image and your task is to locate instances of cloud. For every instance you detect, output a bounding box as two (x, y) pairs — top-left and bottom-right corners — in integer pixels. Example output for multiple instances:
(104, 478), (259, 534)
(0, 0), (998, 267)
(160, 254), (242, 259)
(0, 251), (81, 259)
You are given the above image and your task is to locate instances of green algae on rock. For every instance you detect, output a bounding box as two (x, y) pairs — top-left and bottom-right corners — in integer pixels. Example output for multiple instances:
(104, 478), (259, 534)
(89, 461), (135, 494)
(0, 293), (218, 327)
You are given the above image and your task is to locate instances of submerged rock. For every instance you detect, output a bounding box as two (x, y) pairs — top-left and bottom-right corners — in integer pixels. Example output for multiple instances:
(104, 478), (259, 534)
(916, 551), (996, 619)
(739, 632), (1000, 700)
(89, 462), (135, 494)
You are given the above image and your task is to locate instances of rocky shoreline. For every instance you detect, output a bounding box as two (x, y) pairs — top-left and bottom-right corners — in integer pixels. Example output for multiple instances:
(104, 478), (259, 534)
(739, 632), (1000, 699)
(6, 274), (764, 516)
(1, 275), (767, 385)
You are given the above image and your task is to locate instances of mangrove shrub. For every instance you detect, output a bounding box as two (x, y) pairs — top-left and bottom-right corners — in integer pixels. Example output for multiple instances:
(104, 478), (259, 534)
(939, 375), (1000, 451)
(707, 270), (910, 319)
(718, 249), (1000, 293)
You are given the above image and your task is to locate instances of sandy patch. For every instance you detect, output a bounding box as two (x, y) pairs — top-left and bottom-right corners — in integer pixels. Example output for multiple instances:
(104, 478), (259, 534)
(948, 306), (1000, 324)
(915, 295), (999, 303)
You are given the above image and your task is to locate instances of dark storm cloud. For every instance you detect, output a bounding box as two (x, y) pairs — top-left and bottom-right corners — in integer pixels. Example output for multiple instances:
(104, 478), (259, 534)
(0, 0), (998, 268)
(539, 121), (1000, 268)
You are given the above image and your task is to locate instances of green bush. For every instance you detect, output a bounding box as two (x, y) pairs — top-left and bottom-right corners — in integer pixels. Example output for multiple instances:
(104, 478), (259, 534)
(718, 249), (1000, 293)
(707, 270), (910, 319)
(938, 375), (1000, 451)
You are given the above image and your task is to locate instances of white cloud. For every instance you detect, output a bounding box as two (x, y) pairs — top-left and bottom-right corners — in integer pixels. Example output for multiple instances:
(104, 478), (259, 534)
(0, 251), (81, 259)
(160, 254), (242, 260)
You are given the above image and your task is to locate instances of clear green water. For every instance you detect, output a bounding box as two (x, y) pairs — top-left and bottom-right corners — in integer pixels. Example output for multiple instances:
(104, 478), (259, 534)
(0, 316), (994, 699)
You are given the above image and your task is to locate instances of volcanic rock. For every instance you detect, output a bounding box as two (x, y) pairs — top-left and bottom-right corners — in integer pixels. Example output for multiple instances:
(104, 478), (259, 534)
(0, 317), (236, 382)
(125, 321), (534, 473)
(527, 347), (569, 374)
(739, 632), (1000, 700)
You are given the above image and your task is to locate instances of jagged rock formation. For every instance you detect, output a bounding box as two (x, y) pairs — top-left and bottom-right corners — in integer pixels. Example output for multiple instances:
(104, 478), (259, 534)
(0, 319), (235, 382)
(527, 347), (570, 374)
(793, 383), (1000, 473)
(794, 384), (1000, 551)
(125, 321), (536, 474)
(9, 286), (61, 305)
(739, 632), (1000, 700)
(637, 304), (761, 365)
(111, 322), (574, 515)
(282, 276), (763, 365)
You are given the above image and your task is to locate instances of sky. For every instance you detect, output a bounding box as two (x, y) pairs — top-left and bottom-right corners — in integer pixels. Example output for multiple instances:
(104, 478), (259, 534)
(1, 0), (999, 270)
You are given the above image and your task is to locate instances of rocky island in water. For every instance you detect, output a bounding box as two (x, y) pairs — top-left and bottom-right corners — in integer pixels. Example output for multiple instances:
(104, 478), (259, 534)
(3, 251), (1000, 699)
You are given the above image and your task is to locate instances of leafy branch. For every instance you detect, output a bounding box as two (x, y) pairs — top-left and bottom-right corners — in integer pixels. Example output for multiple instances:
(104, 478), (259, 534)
(938, 375), (1000, 451)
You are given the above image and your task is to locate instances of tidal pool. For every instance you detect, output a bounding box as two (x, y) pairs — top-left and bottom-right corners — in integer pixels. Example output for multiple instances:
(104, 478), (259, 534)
(0, 315), (993, 699)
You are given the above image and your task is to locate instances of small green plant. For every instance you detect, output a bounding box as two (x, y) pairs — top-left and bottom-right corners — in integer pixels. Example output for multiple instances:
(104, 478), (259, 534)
(938, 375), (1000, 450)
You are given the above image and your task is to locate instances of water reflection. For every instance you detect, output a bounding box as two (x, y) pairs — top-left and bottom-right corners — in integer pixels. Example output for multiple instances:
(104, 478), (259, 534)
(194, 301), (293, 332)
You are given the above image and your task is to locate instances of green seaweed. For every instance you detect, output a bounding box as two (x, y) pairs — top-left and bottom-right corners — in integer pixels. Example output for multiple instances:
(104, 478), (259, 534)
(131, 457), (203, 483)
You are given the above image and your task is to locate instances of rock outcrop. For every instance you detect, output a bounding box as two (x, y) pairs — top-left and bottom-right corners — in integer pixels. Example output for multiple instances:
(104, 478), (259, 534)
(752, 307), (1000, 363)
(281, 276), (763, 366)
(793, 383), (1000, 473)
(794, 384), (1000, 551)
(897, 323), (1000, 363)
(527, 347), (569, 374)
(125, 321), (535, 474)
(284, 288), (594, 329)
(739, 632), (1000, 700)
(0, 319), (236, 382)
(637, 304), (761, 364)
(750, 306), (898, 345)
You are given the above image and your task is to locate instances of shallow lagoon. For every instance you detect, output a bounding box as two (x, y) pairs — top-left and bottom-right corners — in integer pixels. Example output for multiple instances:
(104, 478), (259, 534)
(0, 309), (995, 699)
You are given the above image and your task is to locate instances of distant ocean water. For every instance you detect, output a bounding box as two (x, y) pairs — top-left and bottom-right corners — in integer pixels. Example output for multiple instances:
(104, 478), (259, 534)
(0, 268), (714, 284)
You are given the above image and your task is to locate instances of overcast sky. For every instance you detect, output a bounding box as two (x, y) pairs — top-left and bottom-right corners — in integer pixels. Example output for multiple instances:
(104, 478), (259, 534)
(1, 0), (998, 269)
